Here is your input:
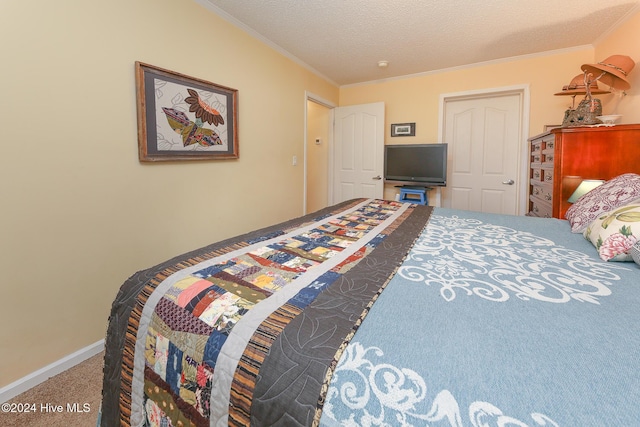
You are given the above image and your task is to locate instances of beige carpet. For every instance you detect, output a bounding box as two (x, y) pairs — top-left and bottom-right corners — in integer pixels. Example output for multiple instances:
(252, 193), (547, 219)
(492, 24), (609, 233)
(1, 352), (104, 427)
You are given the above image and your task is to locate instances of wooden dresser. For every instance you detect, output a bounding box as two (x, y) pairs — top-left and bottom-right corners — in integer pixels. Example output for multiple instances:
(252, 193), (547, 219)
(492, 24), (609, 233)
(527, 124), (640, 219)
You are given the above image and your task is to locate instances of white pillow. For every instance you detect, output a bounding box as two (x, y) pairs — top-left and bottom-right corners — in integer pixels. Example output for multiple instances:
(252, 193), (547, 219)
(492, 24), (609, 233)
(584, 204), (640, 261)
(565, 173), (640, 233)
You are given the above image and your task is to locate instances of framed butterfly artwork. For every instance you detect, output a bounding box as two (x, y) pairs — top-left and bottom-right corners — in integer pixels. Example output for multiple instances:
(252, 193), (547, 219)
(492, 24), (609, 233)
(135, 61), (239, 161)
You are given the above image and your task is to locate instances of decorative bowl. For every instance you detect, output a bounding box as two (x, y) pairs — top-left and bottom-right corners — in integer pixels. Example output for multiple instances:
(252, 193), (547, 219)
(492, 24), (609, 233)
(596, 115), (622, 125)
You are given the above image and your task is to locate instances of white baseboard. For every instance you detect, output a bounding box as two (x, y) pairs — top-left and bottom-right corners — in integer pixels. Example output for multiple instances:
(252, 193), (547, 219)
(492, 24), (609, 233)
(0, 339), (105, 404)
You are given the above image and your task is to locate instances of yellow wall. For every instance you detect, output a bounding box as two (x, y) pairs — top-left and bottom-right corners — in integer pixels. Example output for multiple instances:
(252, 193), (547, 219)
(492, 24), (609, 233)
(340, 10), (640, 134)
(340, 8), (640, 202)
(340, 49), (595, 201)
(0, 0), (337, 387)
(340, 50), (595, 139)
(593, 10), (640, 119)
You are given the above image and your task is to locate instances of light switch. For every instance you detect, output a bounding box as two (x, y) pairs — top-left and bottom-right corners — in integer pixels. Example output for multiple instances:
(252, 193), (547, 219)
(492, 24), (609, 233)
(292, 155), (297, 166)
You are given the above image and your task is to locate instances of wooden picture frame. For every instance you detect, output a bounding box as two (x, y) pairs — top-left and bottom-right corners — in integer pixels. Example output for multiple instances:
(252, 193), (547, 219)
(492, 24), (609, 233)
(391, 122), (416, 137)
(135, 62), (238, 161)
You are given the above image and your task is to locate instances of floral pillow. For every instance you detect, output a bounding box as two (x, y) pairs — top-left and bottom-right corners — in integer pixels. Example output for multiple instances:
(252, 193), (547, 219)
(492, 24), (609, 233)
(565, 173), (640, 233)
(584, 204), (640, 261)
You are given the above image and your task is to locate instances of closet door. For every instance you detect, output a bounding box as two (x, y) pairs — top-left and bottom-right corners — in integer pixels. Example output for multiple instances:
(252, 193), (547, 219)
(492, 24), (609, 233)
(443, 92), (522, 214)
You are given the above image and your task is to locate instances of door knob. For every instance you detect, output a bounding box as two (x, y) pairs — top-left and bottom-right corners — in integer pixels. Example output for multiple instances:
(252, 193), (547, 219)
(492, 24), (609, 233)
(372, 175), (382, 180)
(502, 179), (515, 185)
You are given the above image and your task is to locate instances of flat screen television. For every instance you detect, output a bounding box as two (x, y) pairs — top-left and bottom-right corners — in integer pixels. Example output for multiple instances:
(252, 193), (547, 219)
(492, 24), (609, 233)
(384, 143), (448, 186)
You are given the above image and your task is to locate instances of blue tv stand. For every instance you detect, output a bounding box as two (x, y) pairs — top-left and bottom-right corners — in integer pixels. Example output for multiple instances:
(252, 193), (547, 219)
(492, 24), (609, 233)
(398, 186), (429, 205)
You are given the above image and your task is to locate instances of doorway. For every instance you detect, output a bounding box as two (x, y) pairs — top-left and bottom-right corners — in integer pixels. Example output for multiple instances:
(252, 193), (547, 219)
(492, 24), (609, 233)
(439, 86), (530, 215)
(306, 99), (332, 213)
(304, 92), (335, 214)
(304, 94), (385, 214)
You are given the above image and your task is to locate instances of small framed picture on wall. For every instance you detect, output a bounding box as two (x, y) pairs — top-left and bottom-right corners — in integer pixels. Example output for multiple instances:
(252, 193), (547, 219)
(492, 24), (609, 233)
(391, 122), (416, 137)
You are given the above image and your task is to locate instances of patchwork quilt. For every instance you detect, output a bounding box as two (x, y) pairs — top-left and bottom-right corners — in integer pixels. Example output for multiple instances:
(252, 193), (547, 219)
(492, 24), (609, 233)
(101, 199), (432, 426)
(101, 202), (640, 426)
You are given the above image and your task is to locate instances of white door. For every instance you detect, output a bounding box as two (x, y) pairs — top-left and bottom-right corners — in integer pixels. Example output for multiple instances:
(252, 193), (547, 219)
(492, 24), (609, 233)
(331, 102), (385, 204)
(442, 93), (522, 214)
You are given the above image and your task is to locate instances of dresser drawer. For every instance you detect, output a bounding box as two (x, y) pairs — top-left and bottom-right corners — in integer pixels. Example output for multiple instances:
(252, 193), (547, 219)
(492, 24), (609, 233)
(530, 167), (553, 184)
(531, 184), (552, 203)
(538, 135), (555, 165)
(531, 168), (542, 182)
(529, 197), (552, 218)
(531, 140), (542, 154)
(528, 130), (557, 218)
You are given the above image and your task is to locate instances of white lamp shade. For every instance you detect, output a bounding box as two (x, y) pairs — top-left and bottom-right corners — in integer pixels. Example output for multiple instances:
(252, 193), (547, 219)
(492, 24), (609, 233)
(568, 179), (605, 203)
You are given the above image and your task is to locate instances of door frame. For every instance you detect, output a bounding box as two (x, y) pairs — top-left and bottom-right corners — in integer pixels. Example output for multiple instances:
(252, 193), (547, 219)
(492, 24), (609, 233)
(304, 91), (336, 215)
(438, 85), (530, 215)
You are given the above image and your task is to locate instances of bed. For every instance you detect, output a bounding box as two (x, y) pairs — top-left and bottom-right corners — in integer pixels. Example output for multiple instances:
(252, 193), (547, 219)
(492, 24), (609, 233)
(100, 182), (640, 426)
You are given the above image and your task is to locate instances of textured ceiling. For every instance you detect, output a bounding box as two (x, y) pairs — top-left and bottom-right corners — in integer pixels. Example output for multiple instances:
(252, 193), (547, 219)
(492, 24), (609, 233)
(197, 0), (640, 86)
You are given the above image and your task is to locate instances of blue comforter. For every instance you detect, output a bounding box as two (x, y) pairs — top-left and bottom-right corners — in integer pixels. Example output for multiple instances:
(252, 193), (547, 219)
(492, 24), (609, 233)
(322, 208), (640, 426)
